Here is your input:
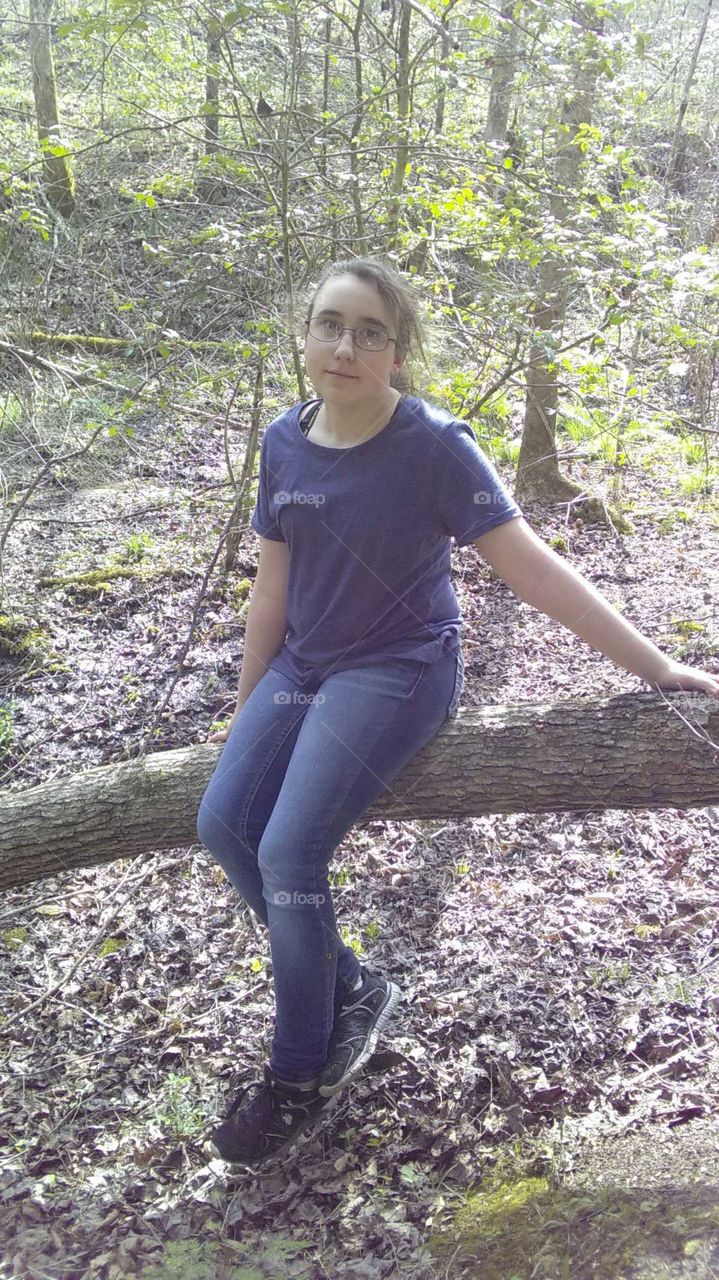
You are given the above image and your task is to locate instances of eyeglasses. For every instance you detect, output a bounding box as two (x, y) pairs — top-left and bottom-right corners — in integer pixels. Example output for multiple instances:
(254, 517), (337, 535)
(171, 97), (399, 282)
(305, 316), (397, 352)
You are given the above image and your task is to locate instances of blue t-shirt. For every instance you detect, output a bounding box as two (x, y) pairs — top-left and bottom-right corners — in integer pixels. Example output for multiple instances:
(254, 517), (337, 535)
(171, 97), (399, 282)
(250, 394), (522, 685)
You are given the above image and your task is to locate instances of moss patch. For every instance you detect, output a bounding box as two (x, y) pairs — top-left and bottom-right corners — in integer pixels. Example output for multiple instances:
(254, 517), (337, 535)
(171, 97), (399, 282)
(0, 614), (52, 661)
(39, 565), (140, 592)
(429, 1169), (719, 1279)
(37, 563), (184, 596)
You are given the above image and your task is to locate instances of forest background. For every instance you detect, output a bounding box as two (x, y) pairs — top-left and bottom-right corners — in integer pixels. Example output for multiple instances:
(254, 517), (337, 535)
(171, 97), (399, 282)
(1, 0), (719, 1277)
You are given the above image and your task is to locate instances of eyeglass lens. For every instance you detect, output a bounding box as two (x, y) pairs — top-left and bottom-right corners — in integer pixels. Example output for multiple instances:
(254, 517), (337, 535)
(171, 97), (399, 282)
(307, 318), (388, 351)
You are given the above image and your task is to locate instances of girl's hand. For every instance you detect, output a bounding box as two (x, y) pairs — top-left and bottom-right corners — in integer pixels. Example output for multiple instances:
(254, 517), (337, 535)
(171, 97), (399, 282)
(651, 659), (719, 699)
(207, 711), (239, 744)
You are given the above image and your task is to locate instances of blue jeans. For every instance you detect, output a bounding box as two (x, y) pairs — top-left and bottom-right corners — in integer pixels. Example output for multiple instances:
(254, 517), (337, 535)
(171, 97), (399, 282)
(196, 645), (465, 1081)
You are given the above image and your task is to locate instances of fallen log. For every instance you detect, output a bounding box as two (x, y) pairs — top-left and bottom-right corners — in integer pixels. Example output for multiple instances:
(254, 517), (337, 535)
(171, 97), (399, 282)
(2, 691), (717, 892)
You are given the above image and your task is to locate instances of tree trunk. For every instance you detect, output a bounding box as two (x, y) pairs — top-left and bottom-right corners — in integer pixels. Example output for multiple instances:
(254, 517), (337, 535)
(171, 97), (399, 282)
(349, 0), (367, 247)
(2, 693), (717, 891)
(434, 13), (452, 135)
(28, 0), (76, 218)
(223, 355), (264, 574)
(204, 18), (222, 155)
(319, 14), (332, 179)
(516, 3), (604, 503)
(484, 0), (518, 144)
(665, 0), (713, 192)
(386, 0), (412, 250)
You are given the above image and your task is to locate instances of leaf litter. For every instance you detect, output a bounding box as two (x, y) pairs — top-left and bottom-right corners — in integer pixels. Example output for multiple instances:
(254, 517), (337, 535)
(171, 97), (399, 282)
(1, 421), (718, 1278)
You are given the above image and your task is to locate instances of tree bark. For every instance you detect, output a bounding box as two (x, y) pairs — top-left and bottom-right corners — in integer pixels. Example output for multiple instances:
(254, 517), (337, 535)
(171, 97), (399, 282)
(2, 693), (717, 891)
(484, 0), (518, 144)
(665, 0), (713, 192)
(516, 3), (603, 503)
(386, 0), (412, 250)
(204, 17), (222, 155)
(28, 0), (76, 218)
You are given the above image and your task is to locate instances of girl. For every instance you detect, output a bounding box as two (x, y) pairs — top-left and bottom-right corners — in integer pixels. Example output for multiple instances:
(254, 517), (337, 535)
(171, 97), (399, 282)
(197, 257), (719, 1168)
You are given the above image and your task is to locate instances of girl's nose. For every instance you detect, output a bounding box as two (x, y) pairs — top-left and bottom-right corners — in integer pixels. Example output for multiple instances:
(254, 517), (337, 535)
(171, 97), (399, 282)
(333, 329), (356, 359)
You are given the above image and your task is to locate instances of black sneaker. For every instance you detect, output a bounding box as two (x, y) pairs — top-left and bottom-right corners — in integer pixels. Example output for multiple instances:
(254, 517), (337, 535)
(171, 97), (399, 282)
(318, 966), (401, 1097)
(206, 1063), (337, 1167)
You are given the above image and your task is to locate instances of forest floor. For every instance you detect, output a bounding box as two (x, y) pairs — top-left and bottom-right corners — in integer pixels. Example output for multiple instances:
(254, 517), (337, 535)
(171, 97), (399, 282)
(1, 398), (718, 1279)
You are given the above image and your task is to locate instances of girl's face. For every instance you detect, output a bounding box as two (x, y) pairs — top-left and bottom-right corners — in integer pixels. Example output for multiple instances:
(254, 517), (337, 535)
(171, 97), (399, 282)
(304, 273), (405, 402)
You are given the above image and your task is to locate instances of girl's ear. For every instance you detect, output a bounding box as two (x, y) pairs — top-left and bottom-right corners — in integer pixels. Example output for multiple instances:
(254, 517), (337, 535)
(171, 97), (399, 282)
(393, 350), (407, 372)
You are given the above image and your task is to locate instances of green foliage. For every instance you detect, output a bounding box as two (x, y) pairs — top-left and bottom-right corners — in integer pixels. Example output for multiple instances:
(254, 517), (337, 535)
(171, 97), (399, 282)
(340, 927), (365, 957)
(122, 531), (155, 562)
(588, 959), (632, 985)
(155, 1074), (205, 1139)
(140, 1234), (316, 1280)
(0, 393), (24, 432)
(141, 1240), (218, 1280)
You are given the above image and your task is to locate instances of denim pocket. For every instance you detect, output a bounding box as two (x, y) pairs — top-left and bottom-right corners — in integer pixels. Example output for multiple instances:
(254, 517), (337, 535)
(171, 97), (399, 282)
(329, 657), (426, 701)
(447, 648), (465, 718)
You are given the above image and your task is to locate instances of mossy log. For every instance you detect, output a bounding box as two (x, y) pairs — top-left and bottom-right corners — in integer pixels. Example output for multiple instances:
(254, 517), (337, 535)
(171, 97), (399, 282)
(11, 332), (254, 356)
(1, 692), (717, 891)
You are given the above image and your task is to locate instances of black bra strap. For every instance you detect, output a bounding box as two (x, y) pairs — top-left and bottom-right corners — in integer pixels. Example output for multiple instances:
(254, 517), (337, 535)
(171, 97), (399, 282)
(300, 399), (322, 436)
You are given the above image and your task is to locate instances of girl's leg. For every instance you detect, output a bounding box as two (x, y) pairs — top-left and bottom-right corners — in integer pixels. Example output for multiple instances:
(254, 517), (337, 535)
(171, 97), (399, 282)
(257, 647), (461, 1082)
(196, 667), (359, 1009)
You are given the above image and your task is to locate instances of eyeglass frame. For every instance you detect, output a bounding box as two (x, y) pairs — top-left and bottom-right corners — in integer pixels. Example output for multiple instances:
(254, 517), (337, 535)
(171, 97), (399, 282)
(304, 316), (398, 353)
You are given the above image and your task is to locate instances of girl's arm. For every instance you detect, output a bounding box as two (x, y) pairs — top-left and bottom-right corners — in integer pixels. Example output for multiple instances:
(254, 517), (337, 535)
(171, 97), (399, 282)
(473, 517), (719, 698)
(207, 539), (289, 743)
(236, 537), (290, 709)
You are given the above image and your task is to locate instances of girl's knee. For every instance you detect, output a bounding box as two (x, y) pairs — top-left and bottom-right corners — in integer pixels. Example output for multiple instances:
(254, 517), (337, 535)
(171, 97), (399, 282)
(196, 799), (217, 852)
(258, 832), (328, 900)
(258, 832), (303, 899)
(196, 798), (244, 857)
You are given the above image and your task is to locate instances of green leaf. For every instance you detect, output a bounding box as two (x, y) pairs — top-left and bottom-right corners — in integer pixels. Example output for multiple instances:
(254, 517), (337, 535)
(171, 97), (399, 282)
(98, 935), (127, 957)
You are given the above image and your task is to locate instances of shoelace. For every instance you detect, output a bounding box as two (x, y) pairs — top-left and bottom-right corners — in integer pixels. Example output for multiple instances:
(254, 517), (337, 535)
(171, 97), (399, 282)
(225, 1080), (267, 1121)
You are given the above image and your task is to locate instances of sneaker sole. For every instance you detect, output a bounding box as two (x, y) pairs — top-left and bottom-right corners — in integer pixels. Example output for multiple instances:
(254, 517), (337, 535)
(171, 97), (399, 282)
(318, 980), (402, 1097)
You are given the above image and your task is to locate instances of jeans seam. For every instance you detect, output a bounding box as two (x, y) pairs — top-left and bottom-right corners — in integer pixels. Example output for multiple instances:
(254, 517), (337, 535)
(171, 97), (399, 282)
(447, 649), (465, 718)
(237, 707), (310, 850)
(306, 662), (431, 895)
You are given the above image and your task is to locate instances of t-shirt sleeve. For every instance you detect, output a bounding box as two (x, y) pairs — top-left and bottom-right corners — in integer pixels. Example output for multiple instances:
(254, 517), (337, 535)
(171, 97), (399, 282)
(434, 418), (522, 547)
(250, 430), (286, 542)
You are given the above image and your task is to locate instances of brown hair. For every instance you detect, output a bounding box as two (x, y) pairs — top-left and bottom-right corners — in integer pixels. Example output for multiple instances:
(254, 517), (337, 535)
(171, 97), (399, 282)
(304, 256), (428, 392)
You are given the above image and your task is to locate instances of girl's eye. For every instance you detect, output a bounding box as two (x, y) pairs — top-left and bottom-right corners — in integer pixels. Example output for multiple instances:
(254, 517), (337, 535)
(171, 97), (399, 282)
(359, 326), (385, 347)
(318, 318), (343, 339)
